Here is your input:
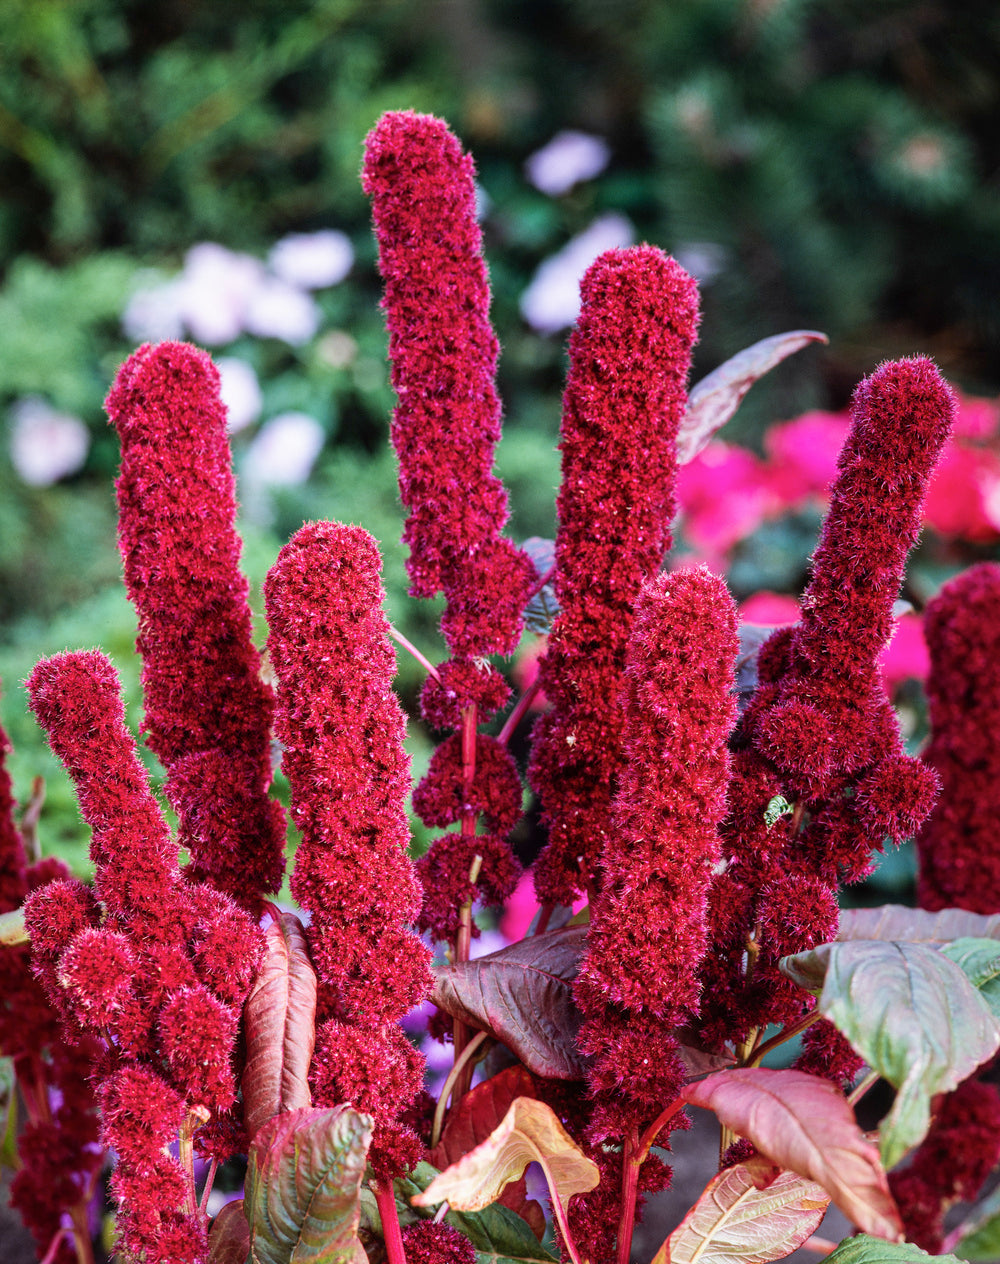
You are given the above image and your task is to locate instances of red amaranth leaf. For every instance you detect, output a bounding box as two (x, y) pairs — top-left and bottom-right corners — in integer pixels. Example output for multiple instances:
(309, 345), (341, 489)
(430, 1066), (545, 1239)
(243, 909), (318, 1140)
(206, 1200), (251, 1264)
(682, 1068), (902, 1240)
(431, 927), (587, 1079)
(678, 330), (829, 463)
(652, 1157), (829, 1264)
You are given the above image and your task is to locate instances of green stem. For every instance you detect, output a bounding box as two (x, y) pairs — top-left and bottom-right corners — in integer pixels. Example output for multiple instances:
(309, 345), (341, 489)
(431, 1029), (489, 1149)
(374, 1178), (407, 1264)
(747, 1009), (821, 1067)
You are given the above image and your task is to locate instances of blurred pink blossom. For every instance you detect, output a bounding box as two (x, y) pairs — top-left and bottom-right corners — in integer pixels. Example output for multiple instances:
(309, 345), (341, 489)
(8, 397), (90, 486)
(524, 130), (611, 196)
(739, 591), (799, 626)
(923, 443), (1000, 540)
(763, 409), (851, 508)
(268, 230), (354, 289)
(179, 243), (266, 345)
(243, 276), (321, 345)
(512, 638), (550, 712)
(879, 612), (929, 688)
(676, 441), (772, 553)
(242, 411), (324, 485)
(952, 391), (1000, 439)
(519, 213), (634, 334)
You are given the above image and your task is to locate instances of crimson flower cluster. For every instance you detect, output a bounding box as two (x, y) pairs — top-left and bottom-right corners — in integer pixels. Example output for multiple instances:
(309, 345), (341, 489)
(0, 701), (102, 1264)
(697, 358), (955, 1063)
(528, 246), (700, 906)
(363, 111), (531, 945)
(916, 562), (1000, 911)
(23, 650), (264, 1264)
(105, 340), (285, 905)
(571, 567), (738, 1262)
(263, 521), (432, 1177)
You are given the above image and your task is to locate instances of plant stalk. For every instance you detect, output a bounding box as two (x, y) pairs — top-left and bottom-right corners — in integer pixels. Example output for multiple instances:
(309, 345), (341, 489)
(374, 1178), (407, 1264)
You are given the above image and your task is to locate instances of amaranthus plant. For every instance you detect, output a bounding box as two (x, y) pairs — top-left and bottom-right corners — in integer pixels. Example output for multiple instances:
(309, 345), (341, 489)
(5, 109), (1000, 1264)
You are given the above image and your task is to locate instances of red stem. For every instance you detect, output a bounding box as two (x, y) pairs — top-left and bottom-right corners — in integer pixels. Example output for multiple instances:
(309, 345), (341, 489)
(388, 626), (441, 681)
(526, 562), (557, 602)
(374, 1178), (407, 1264)
(615, 1131), (642, 1264)
(497, 677), (543, 748)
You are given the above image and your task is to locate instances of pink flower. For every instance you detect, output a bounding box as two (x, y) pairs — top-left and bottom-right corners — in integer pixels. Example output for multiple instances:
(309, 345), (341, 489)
(529, 246), (700, 905)
(106, 341), (285, 904)
(762, 409), (851, 509)
(923, 442), (1000, 540)
(677, 442), (771, 553)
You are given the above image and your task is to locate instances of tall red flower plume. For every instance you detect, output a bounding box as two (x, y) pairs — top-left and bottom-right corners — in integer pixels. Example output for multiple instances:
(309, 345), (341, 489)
(362, 110), (534, 660)
(917, 562), (1000, 911)
(529, 245), (700, 905)
(264, 520), (431, 1176)
(106, 340), (285, 904)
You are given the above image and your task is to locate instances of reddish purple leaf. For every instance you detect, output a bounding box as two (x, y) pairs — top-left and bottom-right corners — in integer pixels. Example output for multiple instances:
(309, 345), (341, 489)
(431, 1066), (545, 1239)
(206, 1199), (250, 1264)
(652, 1157), (829, 1264)
(678, 330), (829, 463)
(243, 908), (318, 1140)
(431, 927), (588, 1079)
(838, 905), (1000, 944)
(682, 1068), (902, 1241)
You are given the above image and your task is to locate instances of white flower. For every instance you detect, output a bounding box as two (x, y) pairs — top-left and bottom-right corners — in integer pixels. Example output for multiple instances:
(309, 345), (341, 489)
(674, 241), (728, 285)
(242, 412), (324, 486)
(243, 276), (321, 345)
(268, 230), (354, 289)
(177, 243), (266, 346)
(121, 274), (186, 343)
(519, 212), (634, 334)
(525, 130), (611, 196)
(9, 397), (90, 486)
(216, 357), (262, 433)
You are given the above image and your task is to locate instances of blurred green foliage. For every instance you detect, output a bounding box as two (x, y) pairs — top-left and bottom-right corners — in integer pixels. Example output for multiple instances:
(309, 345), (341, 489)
(1, 0), (999, 880)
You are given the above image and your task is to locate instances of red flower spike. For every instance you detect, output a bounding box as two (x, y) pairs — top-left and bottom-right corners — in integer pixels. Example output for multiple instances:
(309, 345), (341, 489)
(157, 985), (238, 1111)
(310, 1019), (424, 1120)
(106, 340), (284, 903)
(415, 833), (521, 941)
(530, 247), (700, 904)
(264, 521), (431, 1171)
(56, 928), (135, 1026)
(576, 568), (736, 1164)
(412, 733), (523, 834)
(420, 659), (511, 731)
(0, 708), (27, 912)
(100, 1066), (187, 1164)
(401, 1220), (477, 1264)
(363, 111), (534, 659)
(918, 563), (1000, 911)
(25, 651), (182, 929)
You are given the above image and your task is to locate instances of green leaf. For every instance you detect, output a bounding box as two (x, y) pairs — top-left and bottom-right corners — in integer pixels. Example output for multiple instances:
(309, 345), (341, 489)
(956, 1181), (1000, 1260)
(245, 1105), (372, 1264)
(940, 937), (1000, 1017)
(398, 1163), (558, 1264)
(823, 1233), (967, 1264)
(779, 940), (1000, 1169)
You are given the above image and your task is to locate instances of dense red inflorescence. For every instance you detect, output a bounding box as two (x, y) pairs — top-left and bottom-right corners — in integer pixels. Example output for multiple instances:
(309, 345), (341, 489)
(569, 567), (738, 1261)
(264, 520), (432, 1177)
(528, 246), (700, 907)
(106, 340), (285, 905)
(916, 562), (1000, 911)
(698, 357), (955, 1053)
(0, 699), (102, 1264)
(24, 651), (264, 1263)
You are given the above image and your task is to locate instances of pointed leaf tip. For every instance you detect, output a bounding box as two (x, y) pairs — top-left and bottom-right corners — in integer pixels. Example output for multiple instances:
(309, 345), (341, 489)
(678, 329), (829, 463)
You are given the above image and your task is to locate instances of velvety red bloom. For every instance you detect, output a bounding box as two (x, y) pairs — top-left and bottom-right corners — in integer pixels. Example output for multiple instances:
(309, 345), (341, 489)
(26, 651), (182, 930)
(412, 734), (523, 835)
(420, 659), (511, 731)
(700, 358), (955, 1049)
(529, 246), (700, 904)
(264, 521), (431, 1171)
(415, 833), (521, 941)
(100, 1066), (187, 1163)
(158, 985), (238, 1111)
(795, 1021), (866, 1089)
(401, 1220), (477, 1263)
(889, 1077), (1000, 1252)
(106, 340), (285, 903)
(57, 927), (135, 1024)
(362, 111), (534, 659)
(917, 563), (1000, 911)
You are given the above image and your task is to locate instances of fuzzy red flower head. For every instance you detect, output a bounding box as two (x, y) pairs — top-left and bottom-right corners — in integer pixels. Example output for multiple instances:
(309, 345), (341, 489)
(157, 984), (238, 1111)
(56, 928), (135, 1026)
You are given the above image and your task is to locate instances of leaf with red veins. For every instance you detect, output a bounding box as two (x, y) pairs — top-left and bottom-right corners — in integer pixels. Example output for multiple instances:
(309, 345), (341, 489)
(242, 909), (318, 1140)
(682, 1068), (903, 1241)
(652, 1157), (830, 1264)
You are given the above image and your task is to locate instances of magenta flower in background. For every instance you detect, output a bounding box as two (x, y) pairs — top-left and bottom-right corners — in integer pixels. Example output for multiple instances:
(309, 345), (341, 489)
(106, 340), (285, 905)
(529, 245), (700, 907)
(264, 520), (431, 1177)
(917, 562), (1000, 912)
